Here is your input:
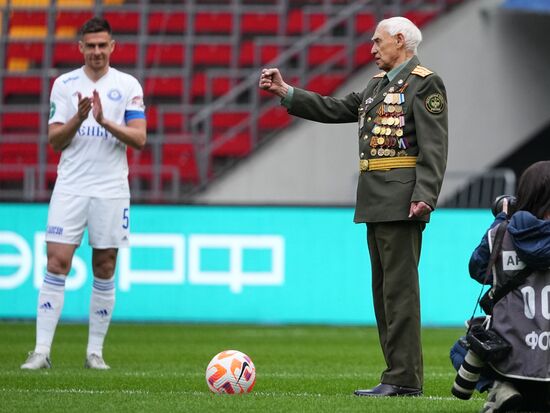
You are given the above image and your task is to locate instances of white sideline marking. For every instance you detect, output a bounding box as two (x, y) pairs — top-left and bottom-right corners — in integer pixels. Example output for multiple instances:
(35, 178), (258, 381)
(0, 388), (481, 401)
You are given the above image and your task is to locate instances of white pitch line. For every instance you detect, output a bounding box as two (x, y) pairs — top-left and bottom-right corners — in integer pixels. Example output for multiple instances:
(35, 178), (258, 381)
(0, 388), (483, 401)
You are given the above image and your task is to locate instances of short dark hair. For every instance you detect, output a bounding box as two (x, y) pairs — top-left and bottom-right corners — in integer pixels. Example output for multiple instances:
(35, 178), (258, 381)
(516, 161), (550, 219)
(79, 17), (112, 37)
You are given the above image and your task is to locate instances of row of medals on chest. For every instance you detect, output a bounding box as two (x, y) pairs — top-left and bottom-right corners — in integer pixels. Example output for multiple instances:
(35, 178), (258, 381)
(365, 92), (408, 158)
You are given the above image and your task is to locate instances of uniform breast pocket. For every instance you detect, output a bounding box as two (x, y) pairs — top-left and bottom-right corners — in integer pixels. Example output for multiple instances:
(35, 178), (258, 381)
(385, 168), (416, 184)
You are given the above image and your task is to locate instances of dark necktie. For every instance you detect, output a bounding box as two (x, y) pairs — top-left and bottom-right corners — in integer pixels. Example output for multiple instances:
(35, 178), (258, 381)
(377, 75), (389, 94)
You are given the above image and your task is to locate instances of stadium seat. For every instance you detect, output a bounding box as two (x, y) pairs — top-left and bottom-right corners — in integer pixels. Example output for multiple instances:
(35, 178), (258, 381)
(258, 107), (291, 130)
(355, 12), (376, 34)
(46, 145), (60, 183)
(8, 0), (49, 7)
(3, 76), (41, 103)
(6, 42), (44, 70)
(148, 11), (186, 34)
(286, 9), (326, 34)
(1, 112), (40, 134)
(104, 10), (140, 34)
(239, 41), (281, 66)
(127, 145), (154, 183)
(308, 43), (346, 66)
(306, 74), (346, 95)
(212, 112), (252, 157)
(354, 42), (374, 66)
(0, 143), (38, 180)
(56, 0), (93, 7)
(146, 43), (185, 67)
(145, 105), (158, 132)
(404, 10), (438, 27)
(193, 43), (232, 66)
(55, 10), (93, 38)
(110, 42), (138, 66)
(52, 42), (81, 67)
(212, 131), (252, 157)
(162, 142), (200, 182)
(194, 11), (233, 34)
(212, 111), (249, 129)
(144, 76), (184, 103)
(241, 12), (279, 35)
(191, 72), (233, 99)
(8, 10), (47, 38)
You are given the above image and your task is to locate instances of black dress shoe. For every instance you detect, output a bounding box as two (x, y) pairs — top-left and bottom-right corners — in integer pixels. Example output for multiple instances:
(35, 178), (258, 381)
(354, 383), (422, 397)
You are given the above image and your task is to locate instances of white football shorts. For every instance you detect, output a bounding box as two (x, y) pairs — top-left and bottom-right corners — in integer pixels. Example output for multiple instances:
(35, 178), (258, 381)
(45, 192), (130, 249)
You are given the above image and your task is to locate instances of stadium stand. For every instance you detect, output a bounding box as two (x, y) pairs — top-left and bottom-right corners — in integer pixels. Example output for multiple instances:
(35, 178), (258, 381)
(0, 0), (465, 202)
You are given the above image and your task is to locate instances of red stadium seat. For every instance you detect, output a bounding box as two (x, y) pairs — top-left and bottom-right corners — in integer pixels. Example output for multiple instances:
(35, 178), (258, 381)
(212, 111), (249, 129)
(308, 43), (346, 66)
(404, 10), (438, 27)
(55, 10), (93, 36)
(146, 43), (185, 67)
(241, 12), (279, 35)
(104, 11), (140, 34)
(162, 143), (200, 182)
(259, 107), (291, 130)
(194, 11), (233, 34)
(354, 42), (374, 67)
(145, 105), (158, 132)
(239, 41), (281, 66)
(10, 11), (47, 26)
(286, 9), (326, 34)
(110, 42), (138, 66)
(3, 76), (41, 101)
(148, 11), (186, 34)
(193, 43), (232, 66)
(6, 42), (44, 68)
(1, 112), (40, 134)
(0, 143), (38, 180)
(52, 42), (81, 66)
(306, 74), (346, 95)
(191, 72), (232, 99)
(144, 76), (184, 99)
(127, 145), (154, 182)
(211, 112), (252, 157)
(212, 131), (252, 157)
(46, 145), (60, 183)
(355, 12), (376, 34)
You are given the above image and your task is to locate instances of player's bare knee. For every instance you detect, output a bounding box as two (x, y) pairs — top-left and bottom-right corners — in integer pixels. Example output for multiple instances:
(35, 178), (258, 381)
(92, 249), (117, 279)
(46, 257), (71, 276)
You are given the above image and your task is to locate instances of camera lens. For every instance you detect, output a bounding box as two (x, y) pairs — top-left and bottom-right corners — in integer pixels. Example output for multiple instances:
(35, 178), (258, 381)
(451, 350), (485, 400)
(491, 195), (517, 217)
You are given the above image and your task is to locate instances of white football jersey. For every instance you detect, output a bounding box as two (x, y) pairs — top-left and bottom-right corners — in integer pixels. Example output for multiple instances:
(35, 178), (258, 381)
(49, 66), (145, 198)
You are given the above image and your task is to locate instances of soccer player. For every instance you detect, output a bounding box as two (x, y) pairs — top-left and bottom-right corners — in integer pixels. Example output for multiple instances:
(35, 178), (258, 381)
(21, 17), (146, 370)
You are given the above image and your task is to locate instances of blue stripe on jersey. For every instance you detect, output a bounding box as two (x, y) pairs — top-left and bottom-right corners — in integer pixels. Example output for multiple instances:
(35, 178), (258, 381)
(125, 110), (145, 123)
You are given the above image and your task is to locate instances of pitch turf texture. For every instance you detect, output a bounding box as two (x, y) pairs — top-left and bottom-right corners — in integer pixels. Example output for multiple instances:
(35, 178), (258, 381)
(1, 323), (487, 412)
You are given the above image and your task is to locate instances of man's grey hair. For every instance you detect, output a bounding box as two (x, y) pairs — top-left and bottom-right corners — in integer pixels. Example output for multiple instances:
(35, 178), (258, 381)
(377, 17), (422, 54)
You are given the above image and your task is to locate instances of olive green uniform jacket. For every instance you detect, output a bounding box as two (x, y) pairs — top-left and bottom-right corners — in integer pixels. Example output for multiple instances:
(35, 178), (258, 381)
(286, 56), (448, 223)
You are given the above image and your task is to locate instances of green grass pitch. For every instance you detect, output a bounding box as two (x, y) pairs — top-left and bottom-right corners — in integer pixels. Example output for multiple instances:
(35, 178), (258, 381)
(0, 322), (487, 412)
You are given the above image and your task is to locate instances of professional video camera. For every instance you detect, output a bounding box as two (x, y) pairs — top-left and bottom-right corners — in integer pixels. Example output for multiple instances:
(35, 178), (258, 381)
(451, 323), (511, 400)
(491, 195), (517, 217)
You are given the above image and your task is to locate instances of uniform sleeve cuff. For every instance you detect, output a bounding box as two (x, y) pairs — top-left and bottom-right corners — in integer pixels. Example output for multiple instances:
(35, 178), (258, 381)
(280, 86), (294, 108)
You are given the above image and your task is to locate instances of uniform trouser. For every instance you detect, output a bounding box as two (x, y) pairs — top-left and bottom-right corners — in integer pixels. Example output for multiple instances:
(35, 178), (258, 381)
(366, 221), (424, 389)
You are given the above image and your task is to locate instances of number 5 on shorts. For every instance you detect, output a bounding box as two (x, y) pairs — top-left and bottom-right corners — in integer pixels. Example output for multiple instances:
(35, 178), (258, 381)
(122, 207), (129, 229)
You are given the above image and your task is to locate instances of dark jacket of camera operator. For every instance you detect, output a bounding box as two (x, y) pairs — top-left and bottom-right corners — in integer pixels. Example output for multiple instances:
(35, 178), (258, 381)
(469, 211), (550, 285)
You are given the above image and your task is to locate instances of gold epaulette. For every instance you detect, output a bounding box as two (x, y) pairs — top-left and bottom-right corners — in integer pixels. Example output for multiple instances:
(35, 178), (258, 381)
(411, 65), (433, 78)
(373, 72), (386, 78)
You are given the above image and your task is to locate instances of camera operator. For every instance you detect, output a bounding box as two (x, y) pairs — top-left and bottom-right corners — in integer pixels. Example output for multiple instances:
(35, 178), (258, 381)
(454, 161), (550, 413)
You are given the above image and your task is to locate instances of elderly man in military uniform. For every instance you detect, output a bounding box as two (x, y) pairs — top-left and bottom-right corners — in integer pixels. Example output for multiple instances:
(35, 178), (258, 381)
(259, 16), (448, 397)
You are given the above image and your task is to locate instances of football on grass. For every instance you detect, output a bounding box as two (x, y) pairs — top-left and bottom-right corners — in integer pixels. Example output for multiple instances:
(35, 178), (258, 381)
(205, 350), (256, 394)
